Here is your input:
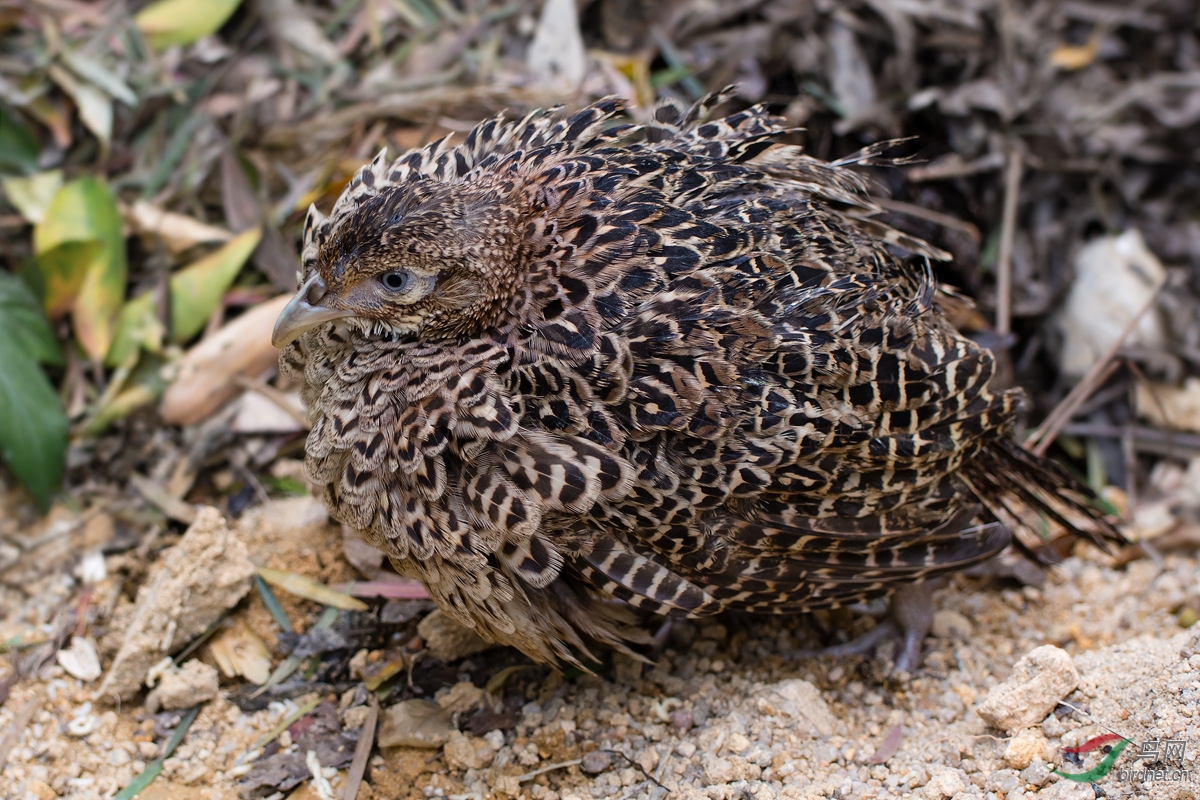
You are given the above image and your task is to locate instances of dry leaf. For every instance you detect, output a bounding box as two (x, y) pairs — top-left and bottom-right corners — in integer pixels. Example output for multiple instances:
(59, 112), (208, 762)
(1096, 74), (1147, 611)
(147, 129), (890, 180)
(56, 636), (102, 682)
(1136, 377), (1200, 435)
(159, 294), (288, 425)
(1056, 230), (1166, 379)
(123, 200), (232, 253)
(256, 567), (369, 611)
(209, 619), (272, 684)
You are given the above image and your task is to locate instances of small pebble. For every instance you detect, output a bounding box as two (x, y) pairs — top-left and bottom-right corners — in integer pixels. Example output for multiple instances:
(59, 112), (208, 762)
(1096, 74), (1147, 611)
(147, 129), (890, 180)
(580, 750), (613, 774)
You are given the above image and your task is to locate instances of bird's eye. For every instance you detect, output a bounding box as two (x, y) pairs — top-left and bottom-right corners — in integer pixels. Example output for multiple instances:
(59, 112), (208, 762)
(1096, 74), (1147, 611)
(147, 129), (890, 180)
(379, 271), (411, 292)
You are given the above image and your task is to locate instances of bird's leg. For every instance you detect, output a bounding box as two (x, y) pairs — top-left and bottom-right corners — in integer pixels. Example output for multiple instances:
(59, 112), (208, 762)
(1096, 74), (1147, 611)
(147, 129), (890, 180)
(788, 581), (939, 673)
(649, 618), (674, 660)
(888, 581), (937, 674)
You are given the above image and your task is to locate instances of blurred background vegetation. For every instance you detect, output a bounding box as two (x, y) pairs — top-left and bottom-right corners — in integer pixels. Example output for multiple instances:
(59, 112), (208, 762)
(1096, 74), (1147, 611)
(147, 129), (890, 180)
(1, 0), (1198, 523)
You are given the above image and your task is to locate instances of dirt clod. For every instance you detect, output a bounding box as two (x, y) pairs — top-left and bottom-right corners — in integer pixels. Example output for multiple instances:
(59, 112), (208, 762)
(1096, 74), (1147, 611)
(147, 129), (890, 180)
(977, 644), (1080, 733)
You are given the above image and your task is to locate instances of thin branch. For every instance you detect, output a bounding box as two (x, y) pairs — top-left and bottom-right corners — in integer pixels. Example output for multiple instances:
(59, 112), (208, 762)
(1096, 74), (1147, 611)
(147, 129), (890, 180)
(995, 149), (1023, 337)
(342, 694), (379, 800)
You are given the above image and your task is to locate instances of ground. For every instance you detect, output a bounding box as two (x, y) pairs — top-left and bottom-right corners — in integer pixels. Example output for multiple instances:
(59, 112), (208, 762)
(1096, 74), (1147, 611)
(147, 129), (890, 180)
(2, 496), (1197, 800)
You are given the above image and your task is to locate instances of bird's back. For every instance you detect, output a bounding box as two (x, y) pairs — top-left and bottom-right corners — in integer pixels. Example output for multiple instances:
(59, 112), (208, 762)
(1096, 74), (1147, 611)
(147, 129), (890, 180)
(283, 94), (1117, 665)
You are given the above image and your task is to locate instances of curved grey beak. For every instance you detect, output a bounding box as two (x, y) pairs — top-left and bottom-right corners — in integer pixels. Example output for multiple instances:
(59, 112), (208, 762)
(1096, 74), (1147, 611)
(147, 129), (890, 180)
(272, 273), (353, 348)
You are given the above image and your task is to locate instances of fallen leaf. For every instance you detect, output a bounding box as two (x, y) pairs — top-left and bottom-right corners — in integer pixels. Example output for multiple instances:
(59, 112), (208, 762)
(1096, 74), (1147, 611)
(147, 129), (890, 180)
(342, 580), (431, 601)
(107, 226), (262, 365)
(59, 49), (137, 107)
(135, 0), (243, 49)
(27, 241), (100, 320)
(0, 106), (39, 173)
(48, 63), (113, 146)
(256, 567), (369, 611)
(377, 699), (454, 749)
(1, 170), (63, 224)
(123, 200), (232, 254)
(159, 294), (288, 425)
(527, 0), (586, 90)
(1137, 378), (1200, 434)
(257, 0), (339, 63)
(1050, 29), (1103, 72)
(1056, 229), (1165, 380)
(230, 389), (307, 433)
(209, 620), (272, 684)
(169, 226), (262, 341)
(56, 636), (102, 682)
(1050, 41), (1099, 71)
(33, 176), (127, 362)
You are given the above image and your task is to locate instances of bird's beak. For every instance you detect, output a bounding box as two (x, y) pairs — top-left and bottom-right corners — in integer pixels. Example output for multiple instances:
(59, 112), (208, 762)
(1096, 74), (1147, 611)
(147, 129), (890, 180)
(272, 273), (353, 348)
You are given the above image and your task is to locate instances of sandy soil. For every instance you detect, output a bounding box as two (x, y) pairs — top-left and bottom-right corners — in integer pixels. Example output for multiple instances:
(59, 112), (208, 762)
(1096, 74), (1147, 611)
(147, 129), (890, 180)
(1, 498), (1196, 800)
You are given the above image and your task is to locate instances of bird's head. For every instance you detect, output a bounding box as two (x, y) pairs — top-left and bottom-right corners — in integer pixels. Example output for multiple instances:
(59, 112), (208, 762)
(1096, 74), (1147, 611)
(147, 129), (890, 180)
(272, 177), (527, 348)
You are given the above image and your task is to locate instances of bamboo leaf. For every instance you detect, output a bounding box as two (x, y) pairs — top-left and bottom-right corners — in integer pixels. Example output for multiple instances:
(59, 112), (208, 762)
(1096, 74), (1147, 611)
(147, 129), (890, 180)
(169, 226), (261, 342)
(256, 567), (369, 611)
(135, 0), (243, 49)
(106, 226), (261, 365)
(0, 106), (40, 174)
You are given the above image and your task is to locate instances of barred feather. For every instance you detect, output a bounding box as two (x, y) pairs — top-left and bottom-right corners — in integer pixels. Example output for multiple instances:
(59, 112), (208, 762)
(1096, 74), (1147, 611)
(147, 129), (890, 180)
(281, 93), (1121, 666)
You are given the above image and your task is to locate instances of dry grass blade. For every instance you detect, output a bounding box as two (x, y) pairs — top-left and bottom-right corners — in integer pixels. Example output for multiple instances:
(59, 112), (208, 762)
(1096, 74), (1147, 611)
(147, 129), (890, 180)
(516, 758), (583, 783)
(1027, 281), (1166, 456)
(253, 573), (295, 632)
(256, 567), (369, 611)
(341, 694), (378, 800)
(245, 695), (321, 756)
(873, 197), (981, 243)
(130, 473), (198, 524)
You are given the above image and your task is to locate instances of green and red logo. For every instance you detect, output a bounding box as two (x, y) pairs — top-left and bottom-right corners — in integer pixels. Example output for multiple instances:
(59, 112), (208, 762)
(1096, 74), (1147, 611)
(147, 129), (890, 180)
(1054, 733), (1132, 782)
(1055, 733), (1190, 784)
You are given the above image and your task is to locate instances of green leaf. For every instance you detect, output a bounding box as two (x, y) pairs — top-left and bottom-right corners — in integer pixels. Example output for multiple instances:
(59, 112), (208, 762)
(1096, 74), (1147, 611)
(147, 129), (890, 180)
(169, 226), (262, 340)
(106, 293), (161, 368)
(0, 106), (39, 174)
(0, 271), (64, 366)
(0, 272), (67, 509)
(33, 177), (127, 361)
(27, 240), (100, 320)
(135, 0), (243, 49)
(107, 226), (261, 365)
(1, 170), (62, 224)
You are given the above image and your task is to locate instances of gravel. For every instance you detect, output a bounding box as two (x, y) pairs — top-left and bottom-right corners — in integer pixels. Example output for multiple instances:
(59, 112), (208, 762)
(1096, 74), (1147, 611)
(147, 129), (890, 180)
(2, 508), (1196, 800)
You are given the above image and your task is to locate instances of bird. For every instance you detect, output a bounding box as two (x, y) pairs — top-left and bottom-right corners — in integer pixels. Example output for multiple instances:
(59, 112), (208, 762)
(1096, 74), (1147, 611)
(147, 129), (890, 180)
(272, 91), (1119, 670)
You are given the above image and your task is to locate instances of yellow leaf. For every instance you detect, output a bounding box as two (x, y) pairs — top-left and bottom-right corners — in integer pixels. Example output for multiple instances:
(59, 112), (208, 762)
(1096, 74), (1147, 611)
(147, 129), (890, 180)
(135, 0), (243, 50)
(255, 567), (369, 611)
(33, 177), (126, 361)
(107, 227), (261, 366)
(30, 241), (100, 320)
(170, 226), (261, 342)
(1050, 29), (1102, 71)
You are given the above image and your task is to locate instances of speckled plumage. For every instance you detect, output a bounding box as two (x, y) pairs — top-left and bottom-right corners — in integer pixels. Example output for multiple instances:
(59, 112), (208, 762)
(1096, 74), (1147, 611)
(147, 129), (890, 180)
(279, 94), (1117, 666)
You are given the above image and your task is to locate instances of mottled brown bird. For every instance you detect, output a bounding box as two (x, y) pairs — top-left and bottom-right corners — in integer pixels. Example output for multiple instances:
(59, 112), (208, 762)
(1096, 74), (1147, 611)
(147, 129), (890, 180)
(273, 93), (1117, 670)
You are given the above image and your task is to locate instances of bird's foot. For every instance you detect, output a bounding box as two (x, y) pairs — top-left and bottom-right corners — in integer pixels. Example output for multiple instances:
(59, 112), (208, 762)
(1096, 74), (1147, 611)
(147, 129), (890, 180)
(788, 582), (938, 674)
